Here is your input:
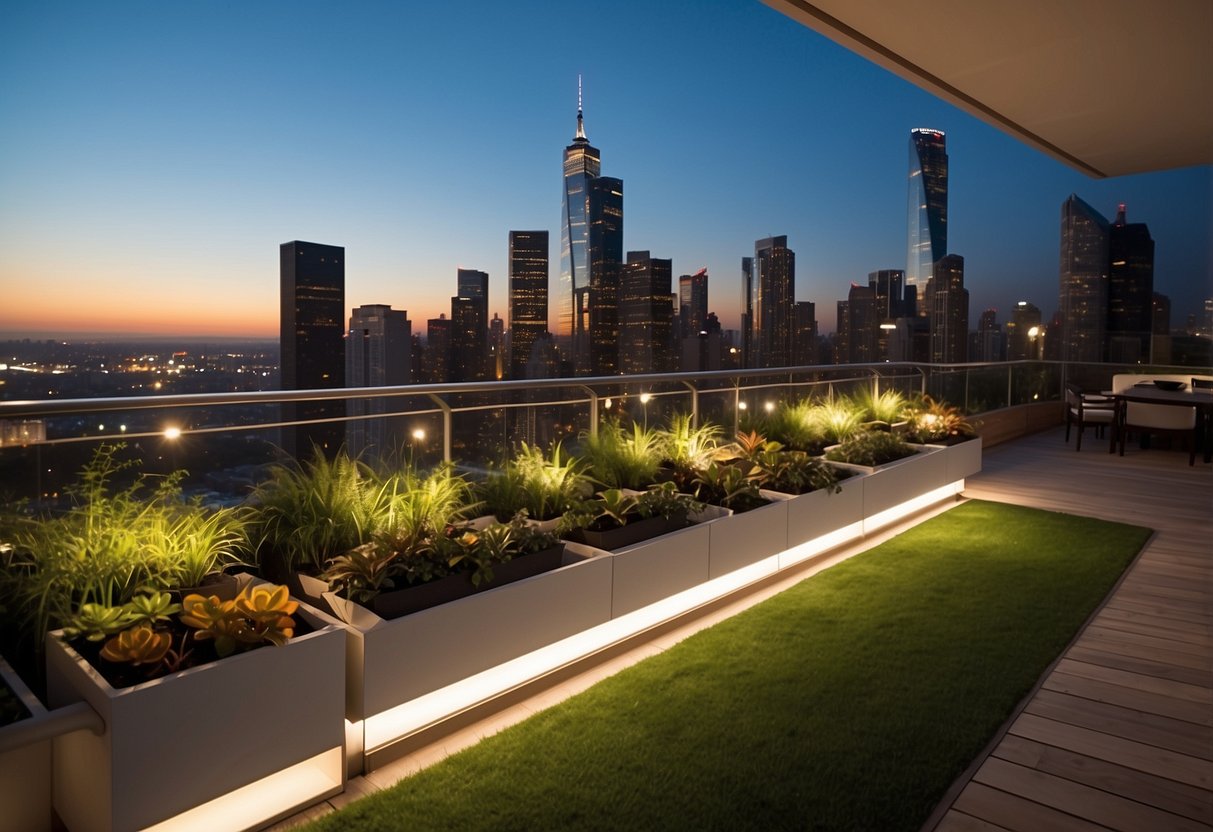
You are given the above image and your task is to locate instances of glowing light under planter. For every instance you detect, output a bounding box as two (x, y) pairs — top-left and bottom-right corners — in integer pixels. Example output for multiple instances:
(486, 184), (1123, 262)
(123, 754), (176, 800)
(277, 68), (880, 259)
(141, 746), (342, 832)
(363, 481), (964, 757)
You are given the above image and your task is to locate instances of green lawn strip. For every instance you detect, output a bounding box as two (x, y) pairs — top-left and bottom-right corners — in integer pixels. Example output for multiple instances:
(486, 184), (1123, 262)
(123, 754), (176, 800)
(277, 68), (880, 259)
(308, 500), (1150, 832)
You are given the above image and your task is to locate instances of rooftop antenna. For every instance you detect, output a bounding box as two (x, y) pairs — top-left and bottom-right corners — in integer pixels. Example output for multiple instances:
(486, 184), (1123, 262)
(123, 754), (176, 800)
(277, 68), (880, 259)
(575, 74), (586, 139)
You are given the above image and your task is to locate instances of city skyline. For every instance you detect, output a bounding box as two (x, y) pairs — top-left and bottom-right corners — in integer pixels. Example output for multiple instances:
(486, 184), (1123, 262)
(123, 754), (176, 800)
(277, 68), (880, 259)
(1, 1), (1210, 340)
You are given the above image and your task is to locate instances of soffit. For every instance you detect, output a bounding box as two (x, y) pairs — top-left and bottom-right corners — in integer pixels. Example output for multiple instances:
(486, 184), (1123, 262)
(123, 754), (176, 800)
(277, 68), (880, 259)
(764, 0), (1213, 178)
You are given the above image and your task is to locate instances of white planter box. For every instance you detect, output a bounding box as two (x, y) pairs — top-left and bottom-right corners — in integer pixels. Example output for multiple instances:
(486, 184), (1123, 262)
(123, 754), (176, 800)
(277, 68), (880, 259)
(46, 577), (346, 832)
(0, 657), (50, 832)
(706, 495), (789, 579)
(779, 471), (867, 558)
(607, 504), (729, 617)
(929, 436), (983, 482)
(326, 544), (613, 723)
(831, 445), (948, 520)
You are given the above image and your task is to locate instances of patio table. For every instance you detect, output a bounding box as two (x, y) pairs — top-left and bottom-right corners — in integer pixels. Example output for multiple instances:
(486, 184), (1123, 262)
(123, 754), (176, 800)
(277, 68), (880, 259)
(1102, 384), (1213, 464)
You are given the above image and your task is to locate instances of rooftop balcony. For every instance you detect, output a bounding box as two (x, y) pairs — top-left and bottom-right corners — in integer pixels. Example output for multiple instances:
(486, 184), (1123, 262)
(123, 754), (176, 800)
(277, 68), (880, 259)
(0, 361), (1209, 830)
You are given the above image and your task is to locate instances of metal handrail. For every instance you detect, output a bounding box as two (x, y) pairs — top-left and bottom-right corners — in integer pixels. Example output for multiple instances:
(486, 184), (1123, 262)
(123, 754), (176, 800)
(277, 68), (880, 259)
(0, 701), (105, 754)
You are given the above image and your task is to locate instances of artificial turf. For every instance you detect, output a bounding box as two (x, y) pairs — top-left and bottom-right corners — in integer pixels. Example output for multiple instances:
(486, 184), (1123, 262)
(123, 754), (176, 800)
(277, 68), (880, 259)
(306, 500), (1151, 832)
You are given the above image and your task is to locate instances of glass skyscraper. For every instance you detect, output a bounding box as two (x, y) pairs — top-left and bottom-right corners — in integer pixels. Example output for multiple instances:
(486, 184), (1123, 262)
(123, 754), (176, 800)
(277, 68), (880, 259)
(1106, 204), (1154, 363)
(558, 82), (601, 357)
(906, 128), (948, 312)
(753, 236), (795, 368)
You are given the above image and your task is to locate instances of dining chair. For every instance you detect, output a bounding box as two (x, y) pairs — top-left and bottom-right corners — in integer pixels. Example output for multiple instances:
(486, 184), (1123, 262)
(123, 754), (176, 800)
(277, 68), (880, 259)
(1064, 382), (1114, 452)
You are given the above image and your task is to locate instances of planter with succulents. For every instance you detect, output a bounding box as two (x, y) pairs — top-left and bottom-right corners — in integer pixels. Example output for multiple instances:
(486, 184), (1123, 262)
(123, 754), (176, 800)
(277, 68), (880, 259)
(0, 656), (51, 832)
(46, 575), (346, 832)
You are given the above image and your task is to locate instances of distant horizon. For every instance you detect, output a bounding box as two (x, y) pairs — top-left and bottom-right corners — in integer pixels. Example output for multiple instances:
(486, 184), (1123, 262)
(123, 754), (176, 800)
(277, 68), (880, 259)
(2, 2), (1210, 340)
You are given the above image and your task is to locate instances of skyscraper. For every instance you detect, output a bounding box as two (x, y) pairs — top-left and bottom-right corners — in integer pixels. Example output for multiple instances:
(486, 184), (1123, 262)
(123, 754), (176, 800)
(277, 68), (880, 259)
(279, 240), (345, 459)
(793, 301), (818, 366)
(426, 315), (451, 383)
(455, 268), (489, 379)
(869, 269), (907, 358)
(906, 128), (948, 314)
(508, 230), (549, 380)
(975, 308), (1003, 362)
(740, 257), (755, 367)
(346, 304), (411, 459)
(1106, 204), (1155, 363)
(558, 78), (601, 360)
(844, 283), (878, 363)
(619, 251), (674, 375)
(678, 269), (709, 339)
(927, 254), (969, 362)
(1059, 194), (1110, 363)
(753, 236), (795, 368)
(587, 176), (624, 375)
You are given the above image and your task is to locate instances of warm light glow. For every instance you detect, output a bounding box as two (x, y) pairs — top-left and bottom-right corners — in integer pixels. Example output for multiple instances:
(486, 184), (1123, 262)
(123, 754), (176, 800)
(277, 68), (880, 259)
(603, 397), (613, 409)
(141, 747), (342, 832)
(738, 401), (747, 410)
(1027, 326), (1040, 338)
(411, 428), (426, 441)
(163, 426), (182, 440)
(639, 393), (652, 404)
(764, 401), (775, 412)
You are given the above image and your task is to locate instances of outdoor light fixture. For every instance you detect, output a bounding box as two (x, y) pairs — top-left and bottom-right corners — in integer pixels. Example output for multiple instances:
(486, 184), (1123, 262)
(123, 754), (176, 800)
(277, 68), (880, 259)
(738, 401), (747, 410)
(163, 426), (182, 440)
(411, 428), (426, 441)
(764, 401), (775, 413)
(603, 398), (613, 409)
(639, 393), (652, 404)
(879, 319), (896, 330)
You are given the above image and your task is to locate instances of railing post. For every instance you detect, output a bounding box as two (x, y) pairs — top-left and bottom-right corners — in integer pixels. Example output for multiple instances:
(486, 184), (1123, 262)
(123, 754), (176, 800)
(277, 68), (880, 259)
(579, 386), (599, 439)
(425, 394), (452, 464)
(964, 370), (971, 412)
(681, 381), (699, 427)
(732, 383), (740, 436)
(1006, 365), (1013, 408)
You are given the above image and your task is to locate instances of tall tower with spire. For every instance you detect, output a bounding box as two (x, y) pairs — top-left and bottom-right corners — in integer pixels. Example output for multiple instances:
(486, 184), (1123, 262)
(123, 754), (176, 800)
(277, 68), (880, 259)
(558, 76), (602, 370)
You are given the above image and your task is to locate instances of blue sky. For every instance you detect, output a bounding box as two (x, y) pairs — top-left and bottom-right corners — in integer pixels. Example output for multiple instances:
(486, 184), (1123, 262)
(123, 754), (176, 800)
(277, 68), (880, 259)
(1, 0), (1210, 338)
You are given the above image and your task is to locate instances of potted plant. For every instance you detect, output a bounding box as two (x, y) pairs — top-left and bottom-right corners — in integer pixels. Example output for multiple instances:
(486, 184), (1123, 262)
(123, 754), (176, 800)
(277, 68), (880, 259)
(850, 388), (909, 432)
(903, 396), (983, 481)
(46, 574), (346, 832)
(560, 483), (704, 551)
(825, 429), (950, 523)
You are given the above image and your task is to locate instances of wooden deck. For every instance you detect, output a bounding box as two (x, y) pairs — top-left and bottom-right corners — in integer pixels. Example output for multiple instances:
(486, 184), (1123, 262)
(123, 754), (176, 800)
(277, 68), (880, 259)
(929, 427), (1213, 832)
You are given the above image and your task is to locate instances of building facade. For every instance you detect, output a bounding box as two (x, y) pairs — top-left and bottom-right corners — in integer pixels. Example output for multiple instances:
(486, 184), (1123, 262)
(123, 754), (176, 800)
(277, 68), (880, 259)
(346, 304), (411, 459)
(678, 269), (709, 340)
(279, 240), (345, 459)
(1106, 204), (1155, 363)
(753, 236), (795, 368)
(587, 176), (624, 375)
(1058, 194), (1110, 363)
(508, 230), (549, 380)
(927, 254), (969, 363)
(619, 251), (675, 375)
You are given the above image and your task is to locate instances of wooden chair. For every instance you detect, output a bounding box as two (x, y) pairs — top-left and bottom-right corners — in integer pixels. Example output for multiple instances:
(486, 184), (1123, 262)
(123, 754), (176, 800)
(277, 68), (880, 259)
(1064, 382), (1114, 452)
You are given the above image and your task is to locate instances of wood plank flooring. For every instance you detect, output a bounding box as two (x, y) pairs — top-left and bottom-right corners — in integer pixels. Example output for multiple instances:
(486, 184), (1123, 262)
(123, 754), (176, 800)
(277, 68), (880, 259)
(929, 428), (1213, 831)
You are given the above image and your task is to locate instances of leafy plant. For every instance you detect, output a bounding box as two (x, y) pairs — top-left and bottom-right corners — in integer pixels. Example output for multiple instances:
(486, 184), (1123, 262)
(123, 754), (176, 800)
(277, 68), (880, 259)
(246, 449), (395, 577)
(579, 419), (664, 490)
(660, 414), (725, 471)
(0, 444), (247, 654)
(124, 591), (181, 628)
(479, 443), (590, 521)
(851, 388), (908, 426)
(691, 461), (767, 513)
(826, 431), (916, 467)
(323, 543), (403, 604)
(757, 450), (844, 495)
(376, 464), (476, 555)
(905, 396), (976, 443)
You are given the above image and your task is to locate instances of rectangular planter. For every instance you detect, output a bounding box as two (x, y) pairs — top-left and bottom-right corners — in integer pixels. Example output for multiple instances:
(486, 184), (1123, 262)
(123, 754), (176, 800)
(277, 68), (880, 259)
(779, 470), (866, 555)
(608, 504), (729, 617)
(0, 657), (50, 832)
(929, 436), (983, 482)
(46, 576), (346, 832)
(705, 495), (789, 579)
(327, 544), (613, 723)
(830, 445), (949, 520)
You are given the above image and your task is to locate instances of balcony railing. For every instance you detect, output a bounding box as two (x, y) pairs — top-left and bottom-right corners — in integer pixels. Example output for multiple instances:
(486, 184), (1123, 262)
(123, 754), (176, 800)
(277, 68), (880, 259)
(0, 360), (1202, 503)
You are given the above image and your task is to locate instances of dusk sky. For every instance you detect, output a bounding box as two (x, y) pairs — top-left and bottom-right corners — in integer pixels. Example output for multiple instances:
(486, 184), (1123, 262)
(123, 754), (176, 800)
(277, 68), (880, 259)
(2, 0), (1210, 339)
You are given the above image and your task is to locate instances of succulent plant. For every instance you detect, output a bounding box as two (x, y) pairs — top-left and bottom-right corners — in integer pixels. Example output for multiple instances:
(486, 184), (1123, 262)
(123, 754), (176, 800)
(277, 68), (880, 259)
(124, 591), (181, 628)
(99, 625), (172, 666)
(63, 603), (139, 642)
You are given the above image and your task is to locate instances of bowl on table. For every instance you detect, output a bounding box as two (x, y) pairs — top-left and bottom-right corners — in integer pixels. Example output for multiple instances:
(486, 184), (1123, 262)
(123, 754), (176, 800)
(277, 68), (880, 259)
(1152, 380), (1185, 391)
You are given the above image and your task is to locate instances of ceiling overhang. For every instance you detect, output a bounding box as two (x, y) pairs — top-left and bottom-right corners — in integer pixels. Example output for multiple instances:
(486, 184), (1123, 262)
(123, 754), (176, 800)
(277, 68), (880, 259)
(763, 0), (1213, 178)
